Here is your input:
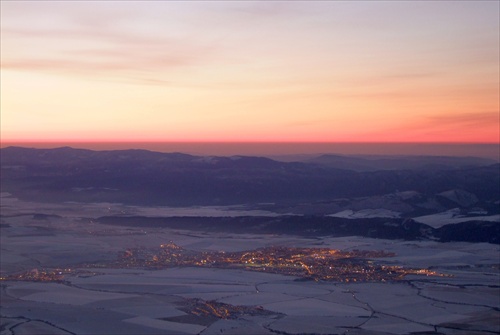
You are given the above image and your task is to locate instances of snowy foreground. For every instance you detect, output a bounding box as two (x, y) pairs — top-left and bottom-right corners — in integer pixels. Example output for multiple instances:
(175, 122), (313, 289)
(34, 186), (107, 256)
(0, 203), (499, 335)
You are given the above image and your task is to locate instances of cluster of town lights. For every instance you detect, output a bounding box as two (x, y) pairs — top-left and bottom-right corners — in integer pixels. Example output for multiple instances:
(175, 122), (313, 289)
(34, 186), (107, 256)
(1, 242), (449, 283)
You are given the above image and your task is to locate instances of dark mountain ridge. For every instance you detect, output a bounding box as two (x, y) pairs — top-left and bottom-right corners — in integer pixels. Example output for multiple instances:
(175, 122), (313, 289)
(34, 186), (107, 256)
(2, 147), (498, 244)
(1, 147), (499, 208)
(94, 215), (499, 244)
(309, 154), (498, 171)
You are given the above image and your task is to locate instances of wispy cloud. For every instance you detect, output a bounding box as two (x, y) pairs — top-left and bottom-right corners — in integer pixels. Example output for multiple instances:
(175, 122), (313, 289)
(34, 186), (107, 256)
(2, 27), (172, 46)
(1, 2), (220, 84)
(225, 2), (299, 17)
(426, 111), (499, 127)
(1, 26), (216, 84)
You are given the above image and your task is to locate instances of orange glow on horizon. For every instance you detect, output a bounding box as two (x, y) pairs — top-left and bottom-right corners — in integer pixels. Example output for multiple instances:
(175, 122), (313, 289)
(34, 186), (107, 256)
(1, 2), (498, 147)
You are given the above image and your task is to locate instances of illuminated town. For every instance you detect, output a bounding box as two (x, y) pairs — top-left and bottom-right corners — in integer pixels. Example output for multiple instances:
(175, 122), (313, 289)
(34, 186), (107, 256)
(172, 298), (278, 322)
(0, 268), (99, 282)
(101, 242), (446, 282)
(1, 242), (447, 283)
(0, 242), (454, 322)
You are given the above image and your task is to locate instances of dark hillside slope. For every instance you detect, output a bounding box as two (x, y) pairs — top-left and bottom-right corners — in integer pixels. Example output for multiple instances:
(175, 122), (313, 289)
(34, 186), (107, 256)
(1, 147), (499, 206)
(95, 215), (499, 244)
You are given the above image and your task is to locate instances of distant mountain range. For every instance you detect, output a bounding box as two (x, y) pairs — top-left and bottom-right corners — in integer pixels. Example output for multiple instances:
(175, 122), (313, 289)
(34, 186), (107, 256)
(2, 146), (499, 243)
(308, 154), (497, 171)
(1, 146), (498, 209)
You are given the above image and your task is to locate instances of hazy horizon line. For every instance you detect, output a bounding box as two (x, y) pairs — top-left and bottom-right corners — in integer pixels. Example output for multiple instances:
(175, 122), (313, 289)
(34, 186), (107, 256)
(1, 141), (498, 160)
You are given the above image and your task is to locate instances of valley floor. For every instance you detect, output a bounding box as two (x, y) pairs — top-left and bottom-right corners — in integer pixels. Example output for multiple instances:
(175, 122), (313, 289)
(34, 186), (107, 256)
(1, 200), (499, 335)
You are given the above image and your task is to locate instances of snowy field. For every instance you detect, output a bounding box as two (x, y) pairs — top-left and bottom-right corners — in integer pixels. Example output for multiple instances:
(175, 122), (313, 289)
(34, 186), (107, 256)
(413, 208), (500, 228)
(1, 200), (499, 335)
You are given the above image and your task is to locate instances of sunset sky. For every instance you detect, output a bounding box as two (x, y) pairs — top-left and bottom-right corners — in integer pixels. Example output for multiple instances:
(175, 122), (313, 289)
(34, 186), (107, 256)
(1, 1), (499, 146)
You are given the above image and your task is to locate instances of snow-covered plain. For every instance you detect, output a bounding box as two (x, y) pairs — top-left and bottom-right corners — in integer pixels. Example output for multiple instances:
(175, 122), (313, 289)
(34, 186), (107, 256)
(1, 201), (499, 335)
(413, 208), (500, 228)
